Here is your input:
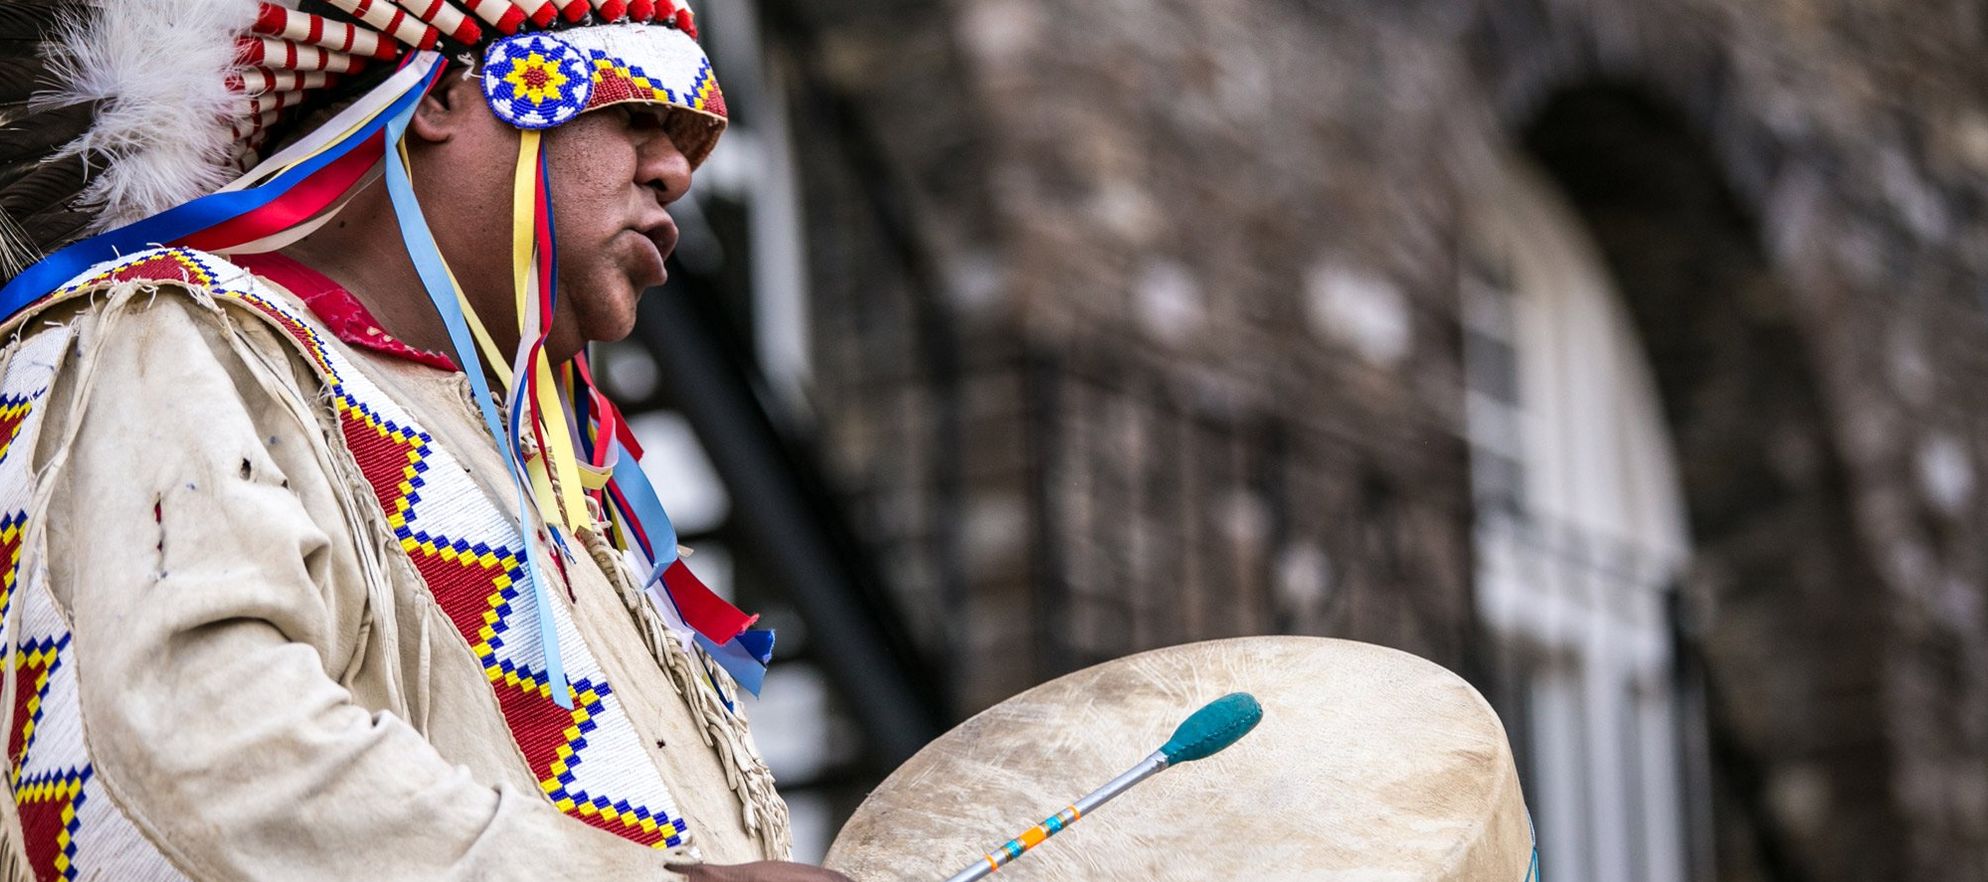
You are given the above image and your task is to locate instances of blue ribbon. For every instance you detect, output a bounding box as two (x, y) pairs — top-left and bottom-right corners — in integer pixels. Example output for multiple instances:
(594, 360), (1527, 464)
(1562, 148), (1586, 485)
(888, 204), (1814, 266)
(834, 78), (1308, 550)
(733, 628), (775, 664)
(695, 632), (770, 697)
(379, 60), (574, 709)
(606, 437), (680, 575)
(0, 79), (427, 314)
(609, 436), (771, 695)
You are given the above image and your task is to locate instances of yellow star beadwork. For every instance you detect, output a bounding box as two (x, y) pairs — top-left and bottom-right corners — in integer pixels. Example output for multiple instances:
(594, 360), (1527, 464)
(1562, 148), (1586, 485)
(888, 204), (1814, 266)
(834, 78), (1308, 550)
(505, 52), (571, 106)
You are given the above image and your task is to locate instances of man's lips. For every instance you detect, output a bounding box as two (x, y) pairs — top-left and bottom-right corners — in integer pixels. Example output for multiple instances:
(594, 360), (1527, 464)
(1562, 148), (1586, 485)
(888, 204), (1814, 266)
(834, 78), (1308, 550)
(630, 213), (678, 287)
(641, 213), (680, 260)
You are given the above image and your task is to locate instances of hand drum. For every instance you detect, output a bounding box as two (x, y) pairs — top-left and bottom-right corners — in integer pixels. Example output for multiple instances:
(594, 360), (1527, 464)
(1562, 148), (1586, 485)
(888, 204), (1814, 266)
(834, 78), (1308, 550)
(825, 637), (1535, 882)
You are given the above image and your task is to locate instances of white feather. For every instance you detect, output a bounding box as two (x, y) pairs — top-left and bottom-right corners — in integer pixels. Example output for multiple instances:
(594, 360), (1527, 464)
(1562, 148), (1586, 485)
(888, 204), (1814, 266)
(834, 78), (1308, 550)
(37, 0), (260, 232)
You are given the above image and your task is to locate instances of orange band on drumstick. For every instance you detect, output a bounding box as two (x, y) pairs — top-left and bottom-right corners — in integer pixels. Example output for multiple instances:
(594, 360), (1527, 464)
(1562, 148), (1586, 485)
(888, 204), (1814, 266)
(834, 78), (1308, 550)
(943, 695), (1262, 882)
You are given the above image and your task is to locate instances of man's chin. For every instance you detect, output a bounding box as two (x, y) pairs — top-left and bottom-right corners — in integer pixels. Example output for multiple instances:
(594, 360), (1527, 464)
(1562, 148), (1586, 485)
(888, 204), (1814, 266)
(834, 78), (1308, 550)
(578, 287), (643, 346)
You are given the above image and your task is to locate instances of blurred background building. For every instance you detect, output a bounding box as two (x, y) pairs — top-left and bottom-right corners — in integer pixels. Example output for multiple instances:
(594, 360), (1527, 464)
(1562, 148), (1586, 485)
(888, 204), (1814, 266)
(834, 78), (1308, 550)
(604, 0), (1988, 879)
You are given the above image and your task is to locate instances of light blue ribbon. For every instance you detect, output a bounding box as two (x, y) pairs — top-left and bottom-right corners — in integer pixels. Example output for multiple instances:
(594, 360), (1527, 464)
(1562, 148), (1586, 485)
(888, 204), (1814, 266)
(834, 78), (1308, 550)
(380, 57), (572, 709)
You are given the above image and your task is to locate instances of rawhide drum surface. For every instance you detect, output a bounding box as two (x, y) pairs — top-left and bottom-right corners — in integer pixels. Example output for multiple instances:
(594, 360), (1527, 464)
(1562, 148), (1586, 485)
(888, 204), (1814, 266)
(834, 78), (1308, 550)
(824, 637), (1533, 881)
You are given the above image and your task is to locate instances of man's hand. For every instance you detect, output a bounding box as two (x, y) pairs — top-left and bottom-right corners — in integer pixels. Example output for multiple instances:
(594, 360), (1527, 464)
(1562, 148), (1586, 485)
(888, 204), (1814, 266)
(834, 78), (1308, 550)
(670, 861), (856, 882)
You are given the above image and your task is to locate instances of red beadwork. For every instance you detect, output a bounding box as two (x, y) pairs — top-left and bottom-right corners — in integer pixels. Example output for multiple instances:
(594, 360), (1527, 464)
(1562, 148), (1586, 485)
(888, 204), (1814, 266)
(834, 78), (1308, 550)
(10, 645), (77, 882)
(6, 636), (42, 774)
(230, 294), (685, 851)
(232, 253), (461, 372)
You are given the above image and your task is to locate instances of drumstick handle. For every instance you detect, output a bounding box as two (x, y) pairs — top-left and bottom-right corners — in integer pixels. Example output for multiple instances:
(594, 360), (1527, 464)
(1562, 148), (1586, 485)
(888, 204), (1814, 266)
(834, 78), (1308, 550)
(941, 751), (1169, 882)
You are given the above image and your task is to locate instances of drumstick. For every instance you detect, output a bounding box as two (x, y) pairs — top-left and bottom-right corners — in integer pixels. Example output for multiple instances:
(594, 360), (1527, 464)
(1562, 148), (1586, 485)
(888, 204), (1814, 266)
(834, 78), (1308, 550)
(940, 692), (1264, 882)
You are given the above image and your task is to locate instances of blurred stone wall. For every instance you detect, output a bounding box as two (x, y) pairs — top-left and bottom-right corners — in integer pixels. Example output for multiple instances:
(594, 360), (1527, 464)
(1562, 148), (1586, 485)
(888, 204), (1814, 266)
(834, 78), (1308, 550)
(759, 0), (1988, 878)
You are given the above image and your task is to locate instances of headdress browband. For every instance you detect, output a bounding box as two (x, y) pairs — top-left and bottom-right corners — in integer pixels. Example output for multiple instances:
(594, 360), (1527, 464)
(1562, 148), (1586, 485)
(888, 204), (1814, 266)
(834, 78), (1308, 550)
(244, 0), (713, 161)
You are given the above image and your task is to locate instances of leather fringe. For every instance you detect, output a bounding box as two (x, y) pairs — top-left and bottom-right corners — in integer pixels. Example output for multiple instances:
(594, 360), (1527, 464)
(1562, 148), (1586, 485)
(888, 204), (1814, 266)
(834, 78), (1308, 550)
(0, 828), (29, 882)
(580, 529), (793, 861)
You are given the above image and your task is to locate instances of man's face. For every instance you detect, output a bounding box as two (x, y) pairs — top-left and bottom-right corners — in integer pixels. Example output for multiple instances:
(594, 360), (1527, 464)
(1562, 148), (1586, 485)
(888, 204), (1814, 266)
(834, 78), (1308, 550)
(408, 71), (696, 363)
(539, 103), (693, 359)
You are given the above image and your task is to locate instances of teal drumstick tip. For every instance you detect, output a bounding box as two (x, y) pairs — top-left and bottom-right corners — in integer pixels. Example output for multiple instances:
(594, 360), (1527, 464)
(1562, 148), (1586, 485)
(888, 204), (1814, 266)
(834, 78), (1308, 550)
(1158, 692), (1263, 765)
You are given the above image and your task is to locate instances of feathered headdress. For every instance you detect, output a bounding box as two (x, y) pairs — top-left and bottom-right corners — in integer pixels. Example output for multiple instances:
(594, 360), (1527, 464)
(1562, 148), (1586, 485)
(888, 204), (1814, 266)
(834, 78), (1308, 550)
(0, 0), (723, 275)
(0, 0), (769, 702)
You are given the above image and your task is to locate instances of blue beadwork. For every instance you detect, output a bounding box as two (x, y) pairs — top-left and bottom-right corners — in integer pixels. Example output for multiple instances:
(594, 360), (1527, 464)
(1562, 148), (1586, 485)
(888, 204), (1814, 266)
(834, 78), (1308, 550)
(482, 32), (594, 130)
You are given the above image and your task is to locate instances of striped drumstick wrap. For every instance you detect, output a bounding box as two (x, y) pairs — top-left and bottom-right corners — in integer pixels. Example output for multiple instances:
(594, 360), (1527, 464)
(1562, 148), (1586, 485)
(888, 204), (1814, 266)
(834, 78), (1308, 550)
(328, 0), (443, 51)
(559, 0), (591, 23)
(229, 69), (337, 96)
(395, 0), (485, 46)
(253, 3), (397, 60)
(459, 0), (529, 34)
(237, 37), (370, 74)
(590, 0), (631, 22)
(943, 754), (1167, 882)
(983, 806), (1081, 873)
(943, 695), (1264, 882)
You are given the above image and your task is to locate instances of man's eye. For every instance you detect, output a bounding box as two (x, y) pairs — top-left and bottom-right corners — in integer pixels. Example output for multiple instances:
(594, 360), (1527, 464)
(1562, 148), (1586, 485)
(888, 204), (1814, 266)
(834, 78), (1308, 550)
(624, 107), (665, 131)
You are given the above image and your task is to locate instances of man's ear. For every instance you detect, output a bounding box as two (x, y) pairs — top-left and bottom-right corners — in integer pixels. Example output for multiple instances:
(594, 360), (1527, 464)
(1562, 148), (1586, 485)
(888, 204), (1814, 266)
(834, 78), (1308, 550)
(407, 67), (486, 145)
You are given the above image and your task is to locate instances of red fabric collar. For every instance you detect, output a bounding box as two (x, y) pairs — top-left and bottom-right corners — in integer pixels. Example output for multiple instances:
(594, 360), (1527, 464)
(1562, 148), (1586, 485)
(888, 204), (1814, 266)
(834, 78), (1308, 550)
(233, 252), (461, 372)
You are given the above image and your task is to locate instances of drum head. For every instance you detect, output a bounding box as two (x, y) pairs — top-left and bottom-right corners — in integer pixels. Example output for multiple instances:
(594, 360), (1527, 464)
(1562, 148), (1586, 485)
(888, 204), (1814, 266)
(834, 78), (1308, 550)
(825, 637), (1533, 881)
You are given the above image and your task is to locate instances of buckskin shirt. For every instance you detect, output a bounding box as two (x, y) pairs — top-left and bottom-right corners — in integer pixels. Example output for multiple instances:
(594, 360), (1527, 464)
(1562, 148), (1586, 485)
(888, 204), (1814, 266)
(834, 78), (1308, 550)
(0, 247), (787, 880)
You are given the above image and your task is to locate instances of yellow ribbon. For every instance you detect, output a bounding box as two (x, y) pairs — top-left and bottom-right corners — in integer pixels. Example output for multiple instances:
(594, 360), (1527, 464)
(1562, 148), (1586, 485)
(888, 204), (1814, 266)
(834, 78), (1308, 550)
(511, 130), (593, 533)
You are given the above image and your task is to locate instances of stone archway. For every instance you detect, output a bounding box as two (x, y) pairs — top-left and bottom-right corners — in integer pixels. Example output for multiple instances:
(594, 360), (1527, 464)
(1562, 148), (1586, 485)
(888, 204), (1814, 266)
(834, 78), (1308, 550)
(1522, 82), (1901, 882)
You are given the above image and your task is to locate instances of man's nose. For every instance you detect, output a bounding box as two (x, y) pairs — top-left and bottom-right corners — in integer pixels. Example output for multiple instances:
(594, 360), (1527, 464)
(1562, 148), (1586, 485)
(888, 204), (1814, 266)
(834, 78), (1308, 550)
(639, 135), (694, 205)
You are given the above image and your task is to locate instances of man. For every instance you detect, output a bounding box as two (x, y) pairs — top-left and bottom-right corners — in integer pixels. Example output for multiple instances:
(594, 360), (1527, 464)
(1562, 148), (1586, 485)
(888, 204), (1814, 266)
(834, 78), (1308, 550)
(0, 1), (850, 879)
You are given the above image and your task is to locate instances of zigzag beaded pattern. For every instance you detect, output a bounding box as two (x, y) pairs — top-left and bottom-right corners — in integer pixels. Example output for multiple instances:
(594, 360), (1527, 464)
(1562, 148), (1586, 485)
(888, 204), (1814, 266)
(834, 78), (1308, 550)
(240, 295), (692, 848)
(235, 291), (692, 849)
(0, 321), (185, 881)
(71, 248), (693, 850)
(584, 48), (726, 118)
